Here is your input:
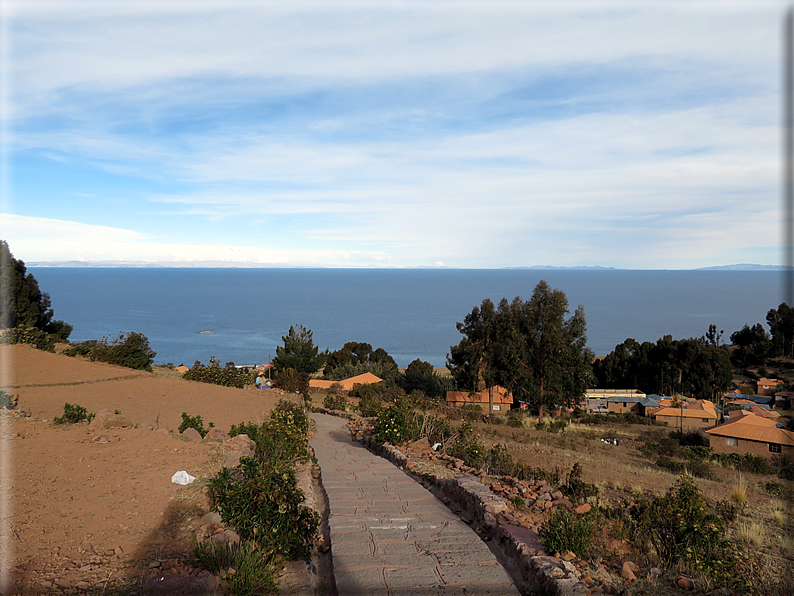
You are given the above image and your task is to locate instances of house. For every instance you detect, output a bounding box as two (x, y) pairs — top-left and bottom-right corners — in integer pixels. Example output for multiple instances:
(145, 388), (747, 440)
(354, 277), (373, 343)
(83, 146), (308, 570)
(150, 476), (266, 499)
(174, 365), (190, 374)
(309, 372), (383, 391)
(757, 377), (782, 396)
(446, 385), (513, 414)
(605, 395), (660, 416)
(652, 400), (719, 430)
(725, 393), (775, 407)
(774, 391), (794, 409)
(584, 389), (645, 414)
(705, 411), (794, 460)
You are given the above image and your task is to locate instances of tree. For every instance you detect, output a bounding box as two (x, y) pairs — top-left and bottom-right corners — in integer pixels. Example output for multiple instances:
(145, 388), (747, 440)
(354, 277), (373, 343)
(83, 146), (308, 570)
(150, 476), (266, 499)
(447, 298), (500, 413)
(271, 325), (326, 374)
(448, 281), (594, 417)
(729, 323), (772, 367)
(767, 303), (794, 358)
(323, 341), (398, 381)
(0, 240), (72, 340)
(498, 282), (594, 417)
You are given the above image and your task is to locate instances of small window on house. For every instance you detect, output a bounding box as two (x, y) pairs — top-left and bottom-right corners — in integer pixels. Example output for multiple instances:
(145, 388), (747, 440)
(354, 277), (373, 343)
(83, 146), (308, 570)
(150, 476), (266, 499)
(769, 443), (782, 453)
(702, 418), (709, 422)
(727, 438), (738, 447)
(492, 405), (501, 411)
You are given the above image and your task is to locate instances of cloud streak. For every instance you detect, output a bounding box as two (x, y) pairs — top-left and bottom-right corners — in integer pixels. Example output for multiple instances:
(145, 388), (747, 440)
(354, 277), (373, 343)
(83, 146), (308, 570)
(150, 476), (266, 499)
(2, 1), (787, 268)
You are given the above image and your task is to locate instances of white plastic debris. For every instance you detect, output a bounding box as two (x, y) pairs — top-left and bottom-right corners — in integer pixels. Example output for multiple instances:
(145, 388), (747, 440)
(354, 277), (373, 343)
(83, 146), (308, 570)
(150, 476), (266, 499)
(432, 442), (442, 451)
(171, 470), (196, 485)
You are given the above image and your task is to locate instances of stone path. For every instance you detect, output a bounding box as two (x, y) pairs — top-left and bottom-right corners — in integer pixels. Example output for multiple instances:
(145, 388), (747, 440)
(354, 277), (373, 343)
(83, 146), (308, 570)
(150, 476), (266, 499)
(310, 413), (521, 596)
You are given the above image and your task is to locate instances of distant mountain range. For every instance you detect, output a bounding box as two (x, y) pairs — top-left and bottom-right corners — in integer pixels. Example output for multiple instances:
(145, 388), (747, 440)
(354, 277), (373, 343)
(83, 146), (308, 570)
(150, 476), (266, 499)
(25, 261), (790, 270)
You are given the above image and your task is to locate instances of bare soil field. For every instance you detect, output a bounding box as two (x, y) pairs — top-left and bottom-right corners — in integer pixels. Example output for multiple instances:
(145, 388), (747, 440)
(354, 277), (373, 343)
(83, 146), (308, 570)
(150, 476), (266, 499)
(1, 344), (296, 594)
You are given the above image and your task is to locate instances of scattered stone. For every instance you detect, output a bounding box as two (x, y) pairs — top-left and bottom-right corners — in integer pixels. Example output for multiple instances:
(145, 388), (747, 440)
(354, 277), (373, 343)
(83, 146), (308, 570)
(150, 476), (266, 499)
(676, 576), (695, 590)
(203, 428), (229, 441)
(575, 503), (591, 514)
(211, 529), (240, 544)
(180, 427), (202, 442)
(137, 423), (155, 431)
(102, 414), (134, 429)
(621, 561), (637, 581)
(92, 435), (110, 444)
(114, 546), (124, 556)
(200, 512), (222, 525)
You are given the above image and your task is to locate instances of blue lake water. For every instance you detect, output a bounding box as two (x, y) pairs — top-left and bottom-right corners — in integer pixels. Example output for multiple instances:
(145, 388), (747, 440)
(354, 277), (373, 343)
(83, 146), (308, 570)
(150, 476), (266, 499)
(28, 268), (783, 368)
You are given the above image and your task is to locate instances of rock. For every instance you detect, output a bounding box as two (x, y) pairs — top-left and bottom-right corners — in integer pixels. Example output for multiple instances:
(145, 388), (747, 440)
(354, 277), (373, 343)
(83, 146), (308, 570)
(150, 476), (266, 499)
(596, 565), (612, 582)
(229, 434), (255, 451)
(649, 567), (663, 579)
(203, 428), (229, 442)
(551, 490), (564, 500)
(582, 575), (595, 586)
(114, 546), (124, 556)
(621, 561), (637, 581)
(211, 529), (240, 544)
(157, 428), (171, 436)
(102, 415), (134, 429)
(406, 437), (433, 455)
(142, 572), (219, 595)
(180, 427), (202, 441)
(575, 503), (592, 514)
(676, 576), (695, 590)
(89, 409), (114, 429)
(224, 451), (242, 469)
(200, 512), (222, 526)
(137, 423), (155, 431)
(561, 550), (576, 561)
(76, 581), (90, 589)
(91, 434), (110, 444)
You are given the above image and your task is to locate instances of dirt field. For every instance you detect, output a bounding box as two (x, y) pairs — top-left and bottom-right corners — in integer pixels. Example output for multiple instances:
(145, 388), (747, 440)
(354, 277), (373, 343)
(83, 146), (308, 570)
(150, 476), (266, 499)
(0, 344), (297, 593)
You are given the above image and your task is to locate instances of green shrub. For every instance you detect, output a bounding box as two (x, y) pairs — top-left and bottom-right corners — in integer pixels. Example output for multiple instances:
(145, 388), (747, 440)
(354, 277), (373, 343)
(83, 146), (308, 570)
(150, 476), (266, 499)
(0, 390), (15, 410)
(210, 457), (318, 559)
(323, 394), (348, 411)
(182, 357), (254, 388)
(670, 429), (709, 447)
(539, 509), (597, 558)
(63, 332), (156, 371)
(230, 421), (265, 445)
(680, 446), (714, 461)
(628, 479), (744, 587)
(506, 414), (524, 428)
(272, 367), (310, 394)
(192, 538), (279, 595)
(178, 412), (214, 438)
(358, 392), (383, 417)
(562, 462), (599, 503)
(714, 452), (772, 475)
(54, 403), (94, 424)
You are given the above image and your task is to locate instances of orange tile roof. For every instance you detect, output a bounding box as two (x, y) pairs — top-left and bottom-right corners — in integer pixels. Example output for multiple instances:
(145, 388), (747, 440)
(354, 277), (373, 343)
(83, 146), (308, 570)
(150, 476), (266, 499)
(654, 406), (718, 419)
(446, 385), (513, 405)
(706, 413), (794, 446)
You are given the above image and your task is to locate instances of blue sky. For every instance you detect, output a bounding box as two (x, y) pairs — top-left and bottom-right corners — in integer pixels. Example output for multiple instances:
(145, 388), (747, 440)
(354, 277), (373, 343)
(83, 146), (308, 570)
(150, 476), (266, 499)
(0, 0), (787, 268)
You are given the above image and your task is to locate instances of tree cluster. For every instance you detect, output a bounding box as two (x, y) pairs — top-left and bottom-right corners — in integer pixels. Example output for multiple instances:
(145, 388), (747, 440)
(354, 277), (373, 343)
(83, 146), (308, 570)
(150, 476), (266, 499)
(182, 356), (253, 388)
(447, 280), (594, 417)
(0, 240), (72, 347)
(62, 332), (157, 371)
(592, 334), (732, 400)
(323, 341), (399, 382)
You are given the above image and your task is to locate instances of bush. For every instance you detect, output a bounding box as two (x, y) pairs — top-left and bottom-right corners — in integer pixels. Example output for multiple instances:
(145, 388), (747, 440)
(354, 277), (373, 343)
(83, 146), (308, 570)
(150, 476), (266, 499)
(539, 509), (597, 558)
(271, 368), (310, 395)
(670, 429), (709, 447)
(714, 452), (772, 475)
(229, 421), (265, 445)
(0, 390), (16, 410)
(323, 394), (348, 411)
(192, 540), (279, 594)
(182, 357), (254, 388)
(178, 412), (214, 438)
(208, 401), (318, 565)
(62, 332), (156, 371)
(628, 479), (744, 586)
(54, 403), (94, 424)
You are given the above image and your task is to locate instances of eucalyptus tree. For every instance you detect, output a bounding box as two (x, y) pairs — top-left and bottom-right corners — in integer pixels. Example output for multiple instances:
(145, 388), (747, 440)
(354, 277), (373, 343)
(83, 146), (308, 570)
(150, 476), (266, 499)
(448, 281), (593, 417)
(447, 297), (501, 413)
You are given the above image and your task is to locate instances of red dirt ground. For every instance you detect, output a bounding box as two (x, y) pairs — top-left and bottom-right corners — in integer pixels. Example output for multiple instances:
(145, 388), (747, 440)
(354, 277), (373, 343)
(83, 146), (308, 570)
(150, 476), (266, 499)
(1, 344), (295, 593)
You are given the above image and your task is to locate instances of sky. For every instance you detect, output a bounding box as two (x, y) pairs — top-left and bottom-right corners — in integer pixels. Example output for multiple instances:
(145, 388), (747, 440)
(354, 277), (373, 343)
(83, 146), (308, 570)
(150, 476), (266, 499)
(0, 0), (789, 269)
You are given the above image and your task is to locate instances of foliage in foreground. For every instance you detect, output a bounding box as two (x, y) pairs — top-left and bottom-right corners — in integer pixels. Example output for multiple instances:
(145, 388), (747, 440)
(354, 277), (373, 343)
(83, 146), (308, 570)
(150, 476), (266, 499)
(54, 402), (94, 424)
(539, 508), (598, 559)
(182, 357), (254, 388)
(207, 401), (318, 563)
(628, 479), (748, 590)
(192, 540), (279, 596)
(62, 332), (156, 371)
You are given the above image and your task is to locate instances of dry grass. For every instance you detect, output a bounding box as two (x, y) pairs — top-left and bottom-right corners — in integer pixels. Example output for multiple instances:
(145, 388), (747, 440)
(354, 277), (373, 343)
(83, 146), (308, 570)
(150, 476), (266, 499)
(730, 476), (748, 505)
(772, 509), (786, 525)
(781, 537), (794, 557)
(737, 521), (766, 547)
